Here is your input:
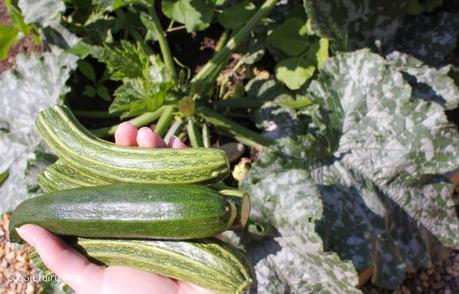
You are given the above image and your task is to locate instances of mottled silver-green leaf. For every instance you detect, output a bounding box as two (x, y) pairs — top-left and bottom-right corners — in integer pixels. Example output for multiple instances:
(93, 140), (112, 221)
(307, 49), (459, 248)
(303, 0), (409, 49)
(389, 12), (459, 66)
(0, 48), (78, 212)
(255, 102), (309, 140)
(242, 169), (360, 293)
(313, 162), (450, 288)
(242, 48), (459, 291)
(387, 51), (459, 110)
(18, 0), (65, 27)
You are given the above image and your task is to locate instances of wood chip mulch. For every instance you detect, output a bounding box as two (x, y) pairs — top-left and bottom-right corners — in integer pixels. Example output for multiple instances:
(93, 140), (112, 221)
(0, 214), (41, 294)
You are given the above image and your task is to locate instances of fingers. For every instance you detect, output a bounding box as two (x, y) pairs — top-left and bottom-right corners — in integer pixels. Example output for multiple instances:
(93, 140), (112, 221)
(16, 225), (104, 293)
(137, 127), (167, 148)
(115, 122), (138, 146)
(168, 136), (187, 148)
(115, 122), (187, 148)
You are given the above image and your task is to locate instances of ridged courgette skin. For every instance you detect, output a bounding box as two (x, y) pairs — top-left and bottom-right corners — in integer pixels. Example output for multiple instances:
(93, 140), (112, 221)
(35, 105), (229, 184)
(9, 184), (239, 242)
(32, 237), (253, 294)
(37, 163), (251, 230)
(37, 160), (110, 192)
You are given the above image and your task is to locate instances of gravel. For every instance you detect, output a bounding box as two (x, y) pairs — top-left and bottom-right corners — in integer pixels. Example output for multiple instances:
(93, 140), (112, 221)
(1, 214), (41, 294)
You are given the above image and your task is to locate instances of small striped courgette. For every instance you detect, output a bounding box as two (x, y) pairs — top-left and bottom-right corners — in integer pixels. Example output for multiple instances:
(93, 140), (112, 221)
(37, 160), (110, 192)
(32, 237), (253, 294)
(9, 184), (250, 242)
(36, 105), (229, 184)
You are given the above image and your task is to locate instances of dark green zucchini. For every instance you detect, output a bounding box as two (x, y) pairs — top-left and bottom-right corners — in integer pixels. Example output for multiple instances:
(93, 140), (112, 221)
(37, 163), (250, 230)
(9, 184), (247, 242)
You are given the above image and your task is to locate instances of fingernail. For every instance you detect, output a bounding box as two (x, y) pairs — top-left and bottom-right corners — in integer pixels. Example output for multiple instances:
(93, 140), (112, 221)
(138, 127), (151, 133)
(16, 226), (37, 247)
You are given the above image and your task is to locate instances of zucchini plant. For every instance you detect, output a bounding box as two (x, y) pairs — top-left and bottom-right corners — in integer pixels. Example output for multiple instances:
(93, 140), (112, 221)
(66, 0), (278, 148)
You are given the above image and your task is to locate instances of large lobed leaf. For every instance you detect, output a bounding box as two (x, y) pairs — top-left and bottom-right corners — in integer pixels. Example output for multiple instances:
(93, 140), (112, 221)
(388, 12), (459, 66)
(92, 42), (175, 118)
(0, 47), (78, 212)
(308, 49), (459, 248)
(303, 0), (408, 50)
(241, 169), (360, 293)
(241, 49), (459, 290)
(304, 0), (459, 66)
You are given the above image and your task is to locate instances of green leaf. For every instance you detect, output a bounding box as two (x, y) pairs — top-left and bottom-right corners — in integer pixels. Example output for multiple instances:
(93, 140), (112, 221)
(267, 17), (310, 56)
(305, 37), (329, 69)
(140, 12), (160, 42)
(78, 60), (96, 82)
(217, 0), (256, 29)
(96, 86), (111, 102)
(275, 58), (315, 90)
(387, 52), (459, 110)
(7, 1), (30, 34)
(83, 85), (97, 97)
(0, 47), (78, 212)
(93, 41), (149, 80)
(304, 0), (409, 50)
(255, 102), (310, 139)
(67, 41), (96, 58)
(93, 0), (151, 12)
(245, 77), (287, 101)
(0, 24), (19, 60)
(109, 54), (174, 118)
(241, 169), (360, 293)
(308, 49), (459, 248)
(161, 0), (214, 32)
(390, 12), (459, 66)
(242, 49), (459, 290)
(406, 0), (425, 14)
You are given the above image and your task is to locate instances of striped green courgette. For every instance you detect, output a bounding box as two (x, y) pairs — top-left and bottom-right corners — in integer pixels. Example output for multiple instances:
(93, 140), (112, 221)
(31, 237), (253, 294)
(37, 160), (110, 192)
(9, 183), (251, 242)
(35, 105), (229, 184)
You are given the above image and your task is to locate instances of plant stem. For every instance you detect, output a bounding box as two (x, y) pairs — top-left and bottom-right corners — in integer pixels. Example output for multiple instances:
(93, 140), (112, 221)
(148, 2), (177, 81)
(90, 107), (165, 137)
(190, 0), (277, 94)
(0, 171), (9, 186)
(73, 110), (119, 119)
(154, 105), (175, 137)
(215, 30), (229, 52)
(166, 25), (187, 32)
(164, 119), (184, 144)
(202, 123), (211, 148)
(197, 106), (273, 147)
(187, 118), (204, 147)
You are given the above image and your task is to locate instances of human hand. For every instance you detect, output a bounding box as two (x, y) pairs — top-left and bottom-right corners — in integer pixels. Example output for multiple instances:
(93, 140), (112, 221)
(15, 123), (214, 294)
